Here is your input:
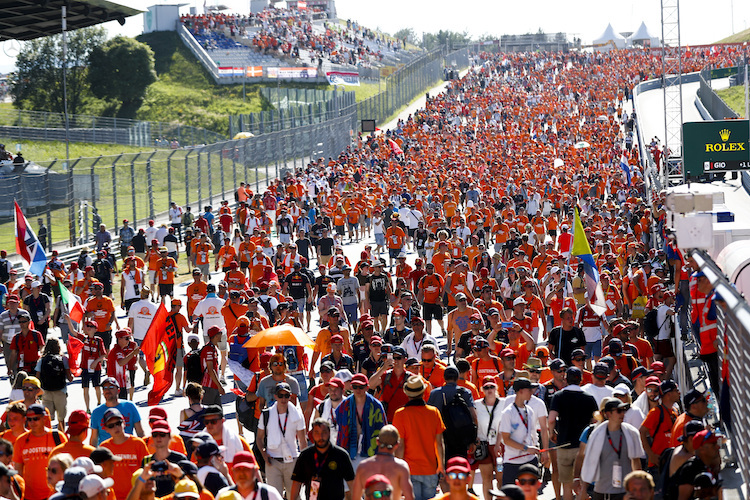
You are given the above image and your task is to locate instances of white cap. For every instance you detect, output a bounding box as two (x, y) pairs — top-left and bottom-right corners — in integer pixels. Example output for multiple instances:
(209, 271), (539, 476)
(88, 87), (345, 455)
(186, 334), (200, 344)
(612, 383), (631, 397)
(30, 280), (41, 288)
(549, 266), (561, 274)
(70, 457), (102, 474)
(513, 297), (527, 306)
(561, 224), (569, 230)
(334, 369), (353, 383)
(79, 475), (114, 498)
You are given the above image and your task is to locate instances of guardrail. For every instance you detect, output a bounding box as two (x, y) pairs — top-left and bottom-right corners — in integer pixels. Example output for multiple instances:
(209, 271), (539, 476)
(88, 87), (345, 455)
(698, 67), (741, 120)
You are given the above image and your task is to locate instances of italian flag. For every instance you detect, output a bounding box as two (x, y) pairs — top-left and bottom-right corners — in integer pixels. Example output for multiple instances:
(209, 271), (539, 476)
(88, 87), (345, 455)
(58, 282), (84, 323)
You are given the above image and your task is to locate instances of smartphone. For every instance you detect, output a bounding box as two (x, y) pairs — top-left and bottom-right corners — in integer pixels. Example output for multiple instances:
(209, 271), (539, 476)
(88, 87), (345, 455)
(387, 353), (393, 362)
(501, 321), (514, 328)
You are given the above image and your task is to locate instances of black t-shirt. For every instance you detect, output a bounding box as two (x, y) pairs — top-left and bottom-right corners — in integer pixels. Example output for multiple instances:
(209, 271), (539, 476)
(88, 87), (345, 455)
(415, 229), (429, 249)
(291, 444), (355, 500)
(368, 274), (389, 302)
(314, 275), (336, 299)
(285, 271), (311, 299)
(384, 326), (412, 346)
(23, 294), (50, 323)
(321, 353), (355, 372)
(361, 355), (383, 378)
(296, 238), (312, 259)
(548, 326), (586, 364)
(310, 223), (328, 240)
(317, 237), (335, 256)
(201, 469), (229, 497)
(93, 258), (113, 284)
(549, 388), (598, 447)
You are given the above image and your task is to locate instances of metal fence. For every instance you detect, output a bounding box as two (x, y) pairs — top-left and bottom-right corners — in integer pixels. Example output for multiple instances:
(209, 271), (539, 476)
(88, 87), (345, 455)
(690, 250), (750, 487)
(0, 107), (226, 147)
(228, 91), (356, 136)
(357, 45), (471, 125)
(698, 67), (741, 120)
(0, 105), (357, 250)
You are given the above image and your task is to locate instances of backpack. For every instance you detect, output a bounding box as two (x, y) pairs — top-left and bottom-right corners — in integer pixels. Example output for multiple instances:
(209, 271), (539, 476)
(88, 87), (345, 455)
(236, 391), (260, 433)
(39, 354), (66, 391)
(258, 297), (275, 326)
(184, 349), (203, 384)
(441, 389), (477, 447)
(0, 259), (9, 284)
(644, 308), (670, 340)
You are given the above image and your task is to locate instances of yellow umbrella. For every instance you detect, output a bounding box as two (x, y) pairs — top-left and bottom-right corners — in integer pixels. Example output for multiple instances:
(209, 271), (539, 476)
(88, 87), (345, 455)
(242, 325), (315, 348)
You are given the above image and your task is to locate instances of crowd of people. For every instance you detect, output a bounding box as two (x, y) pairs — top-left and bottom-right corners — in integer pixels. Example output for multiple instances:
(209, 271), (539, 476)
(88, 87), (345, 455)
(181, 8), (407, 68)
(0, 47), (733, 500)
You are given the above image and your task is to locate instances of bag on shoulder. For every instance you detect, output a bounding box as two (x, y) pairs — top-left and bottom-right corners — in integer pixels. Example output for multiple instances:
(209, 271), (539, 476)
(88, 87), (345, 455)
(184, 349), (203, 383)
(39, 354), (66, 391)
(441, 390), (477, 446)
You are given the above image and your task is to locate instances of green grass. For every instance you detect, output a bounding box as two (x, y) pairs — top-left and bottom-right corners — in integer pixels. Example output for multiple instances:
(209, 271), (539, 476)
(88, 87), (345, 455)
(2, 140), (155, 161)
(715, 86), (747, 117)
(716, 27), (750, 44)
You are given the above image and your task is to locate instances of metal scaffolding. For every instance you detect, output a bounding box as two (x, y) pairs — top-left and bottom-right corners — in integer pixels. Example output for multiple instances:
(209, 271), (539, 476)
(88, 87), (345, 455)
(661, 0), (684, 185)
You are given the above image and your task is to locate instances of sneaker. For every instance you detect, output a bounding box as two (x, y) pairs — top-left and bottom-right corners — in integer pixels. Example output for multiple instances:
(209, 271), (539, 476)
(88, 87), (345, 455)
(174, 389), (184, 397)
(220, 378), (227, 385)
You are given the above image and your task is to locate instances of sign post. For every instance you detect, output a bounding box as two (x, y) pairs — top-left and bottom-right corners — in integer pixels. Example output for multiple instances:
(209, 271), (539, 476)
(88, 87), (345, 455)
(682, 120), (750, 179)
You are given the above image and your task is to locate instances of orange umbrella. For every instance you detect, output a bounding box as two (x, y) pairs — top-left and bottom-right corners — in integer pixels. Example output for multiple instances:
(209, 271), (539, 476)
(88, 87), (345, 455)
(242, 325), (315, 348)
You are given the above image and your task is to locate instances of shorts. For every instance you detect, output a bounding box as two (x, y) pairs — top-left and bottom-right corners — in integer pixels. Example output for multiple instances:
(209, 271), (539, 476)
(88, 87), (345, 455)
(348, 222), (358, 231)
(655, 339), (675, 357)
(96, 330), (112, 350)
(290, 372), (308, 402)
(217, 332), (228, 351)
(81, 369), (101, 388)
(585, 339), (602, 358)
(305, 300), (314, 312)
(149, 270), (157, 287)
(423, 302), (444, 320)
(335, 225), (345, 235)
(159, 284), (174, 297)
(371, 300), (389, 317)
(240, 261), (250, 270)
(198, 264), (210, 277)
(175, 348), (185, 368)
(555, 447), (579, 483)
(388, 248), (401, 259)
(343, 303), (358, 325)
(375, 233), (385, 246)
(407, 228), (416, 237)
(548, 229), (558, 238)
(293, 298), (306, 313)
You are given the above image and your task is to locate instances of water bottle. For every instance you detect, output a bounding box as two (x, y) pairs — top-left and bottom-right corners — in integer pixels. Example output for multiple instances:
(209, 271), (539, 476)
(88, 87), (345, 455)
(496, 458), (504, 473)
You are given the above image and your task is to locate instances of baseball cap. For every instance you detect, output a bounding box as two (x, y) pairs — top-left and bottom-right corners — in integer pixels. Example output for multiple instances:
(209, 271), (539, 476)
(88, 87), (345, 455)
(231, 451), (258, 470)
(692, 429), (720, 449)
(364, 474), (392, 490)
(612, 383), (631, 397)
(500, 348), (516, 358)
(492, 486), (526, 500)
(603, 398), (630, 413)
(644, 376), (662, 387)
(549, 359), (567, 371)
(455, 292), (467, 301)
(593, 362), (611, 378)
(684, 389), (706, 408)
(90, 447), (122, 464)
(513, 377), (533, 391)
(330, 334), (344, 344)
(651, 361), (666, 373)
(517, 463), (541, 479)
(513, 296), (527, 306)
(445, 456), (471, 474)
(482, 375), (498, 388)
(326, 378), (345, 390)
(660, 379), (678, 395)
(56, 466), (88, 495)
(630, 366), (652, 380)
(608, 338), (623, 356)
(173, 479), (200, 499)
(351, 373), (369, 386)
(195, 442), (223, 459)
(275, 382), (292, 395)
(78, 475), (114, 498)
(150, 420), (171, 434)
(565, 367), (582, 384)
(27, 403), (46, 416)
(678, 420), (705, 442)
(67, 409), (90, 435)
(101, 377), (120, 389)
(70, 457), (102, 475)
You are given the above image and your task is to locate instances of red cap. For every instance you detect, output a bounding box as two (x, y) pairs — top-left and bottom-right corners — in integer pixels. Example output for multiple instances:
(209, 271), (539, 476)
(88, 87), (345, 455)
(651, 361), (665, 373)
(207, 326), (223, 338)
(330, 334), (344, 344)
(149, 407), (168, 421)
(115, 329), (132, 339)
(393, 308), (407, 317)
(66, 409), (90, 435)
(364, 474), (392, 490)
(446, 456), (471, 474)
(692, 430), (720, 449)
(500, 348), (516, 358)
(351, 373), (369, 386)
(482, 375), (498, 388)
(232, 451), (259, 469)
(150, 420), (171, 434)
(369, 335), (382, 345)
(645, 376), (661, 387)
(326, 378), (345, 390)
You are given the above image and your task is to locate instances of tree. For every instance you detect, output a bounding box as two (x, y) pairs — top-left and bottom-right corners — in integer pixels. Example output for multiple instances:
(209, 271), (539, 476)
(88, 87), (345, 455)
(393, 28), (417, 46)
(421, 30), (472, 51)
(88, 36), (157, 117)
(12, 26), (106, 115)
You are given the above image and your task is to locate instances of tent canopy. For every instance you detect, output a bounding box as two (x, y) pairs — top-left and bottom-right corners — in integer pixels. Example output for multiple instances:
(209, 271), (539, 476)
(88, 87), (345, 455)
(629, 22), (654, 42)
(593, 23), (627, 49)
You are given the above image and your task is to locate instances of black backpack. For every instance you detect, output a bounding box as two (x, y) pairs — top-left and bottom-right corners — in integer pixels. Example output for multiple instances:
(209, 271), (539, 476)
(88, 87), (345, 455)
(39, 354), (66, 391)
(441, 389), (477, 446)
(644, 308), (671, 340)
(184, 349), (203, 383)
(258, 297), (275, 326)
(0, 259), (9, 284)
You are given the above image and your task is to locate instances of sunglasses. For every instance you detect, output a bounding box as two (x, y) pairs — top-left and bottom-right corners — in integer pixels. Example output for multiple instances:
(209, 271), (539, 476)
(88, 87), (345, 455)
(646, 388), (659, 393)
(204, 418), (221, 425)
(277, 393), (291, 399)
(528, 368), (542, 373)
(573, 357), (586, 362)
(352, 384), (367, 390)
(614, 407), (629, 414)
(393, 355), (405, 361)
(152, 432), (169, 438)
(517, 478), (538, 485)
(470, 320), (482, 324)
(320, 368), (333, 374)
(22, 387), (37, 392)
(447, 472), (468, 480)
(102, 385), (118, 390)
(370, 491), (392, 499)
(26, 416), (42, 422)
(271, 362), (284, 367)
(421, 358), (435, 363)
(363, 326), (374, 330)
(504, 356), (517, 360)
(105, 420), (123, 429)
(457, 298), (468, 302)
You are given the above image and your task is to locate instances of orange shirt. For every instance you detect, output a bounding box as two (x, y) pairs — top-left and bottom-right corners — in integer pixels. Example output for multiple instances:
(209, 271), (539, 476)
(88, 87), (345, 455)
(50, 440), (95, 460)
(224, 270), (247, 291)
(418, 362), (445, 388)
(222, 303), (249, 334)
(392, 404), (446, 476)
(157, 257), (177, 285)
(194, 243), (212, 266)
(13, 430), (68, 500)
(642, 405), (677, 465)
(238, 241), (256, 263)
(186, 281), (208, 318)
(217, 246), (237, 268)
(102, 436), (149, 500)
(385, 226), (406, 250)
(419, 273), (445, 304)
(85, 296), (116, 332)
(147, 249), (162, 271)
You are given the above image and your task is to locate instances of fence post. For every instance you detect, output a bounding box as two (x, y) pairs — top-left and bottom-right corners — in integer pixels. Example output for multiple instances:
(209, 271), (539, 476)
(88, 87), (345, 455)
(197, 151), (202, 207)
(231, 141), (238, 195)
(130, 154), (140, 225)
(111, 159), (118, 230)
(220, 146), (226, 198)
(265, 136), (270, 186)
(207, 150), (213, 206)
(274, 134), (280, 180)
(185, 150), (191, 208)
(147, 152), (157, 219)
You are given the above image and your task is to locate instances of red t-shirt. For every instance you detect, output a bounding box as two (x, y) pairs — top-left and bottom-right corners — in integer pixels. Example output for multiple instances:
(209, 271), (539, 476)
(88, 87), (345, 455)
(79, 334), (107, 371)
(10, 330), (44, 366)
(200, 344), (220, 389)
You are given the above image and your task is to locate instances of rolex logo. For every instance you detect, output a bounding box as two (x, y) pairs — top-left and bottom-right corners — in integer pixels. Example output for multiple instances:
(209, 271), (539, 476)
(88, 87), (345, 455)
(719, 129), (731, 142)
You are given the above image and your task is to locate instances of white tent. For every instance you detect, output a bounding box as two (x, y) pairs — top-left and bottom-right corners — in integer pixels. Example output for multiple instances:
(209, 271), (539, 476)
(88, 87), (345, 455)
(628, 22), (661, 47)
(592, 24), (627, 50)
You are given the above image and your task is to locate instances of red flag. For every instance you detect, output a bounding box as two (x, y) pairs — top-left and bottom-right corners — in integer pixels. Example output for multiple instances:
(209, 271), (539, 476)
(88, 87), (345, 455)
(67, 336), (84, 377)
(142, 302), (180, 405)
(388, 139), (403, 155)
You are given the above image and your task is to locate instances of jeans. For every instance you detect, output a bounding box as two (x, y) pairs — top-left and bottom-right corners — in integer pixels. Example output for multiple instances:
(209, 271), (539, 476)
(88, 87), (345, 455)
(411, 474), (439, 500)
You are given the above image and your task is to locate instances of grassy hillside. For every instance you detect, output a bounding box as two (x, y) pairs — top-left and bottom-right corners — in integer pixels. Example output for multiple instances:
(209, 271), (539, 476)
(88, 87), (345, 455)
(716, 27), (750, 43)
(715, 86), (747, 117)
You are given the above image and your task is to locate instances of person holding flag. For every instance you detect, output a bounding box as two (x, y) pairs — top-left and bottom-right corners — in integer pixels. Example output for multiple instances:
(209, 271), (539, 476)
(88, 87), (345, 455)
(570, 207), (607, 316)
(140, 299), (181, 405)
(14, 201), (47, 279)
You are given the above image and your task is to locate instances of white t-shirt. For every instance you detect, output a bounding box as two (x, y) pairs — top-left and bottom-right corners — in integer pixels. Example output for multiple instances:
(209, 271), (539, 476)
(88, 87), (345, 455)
(582, 383), (615, 406)
(499, 402), (538, 464)
(193, 296), (226, 335)
(127, 299), (157, 341)
(400, 332), (439, 359)
(502, 395), (547, 431)
(475, 398), (503, 445)
(656, 305), (673, 341)
(259, 403), (306, 459)
(373, 217), (384, 235)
